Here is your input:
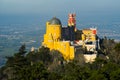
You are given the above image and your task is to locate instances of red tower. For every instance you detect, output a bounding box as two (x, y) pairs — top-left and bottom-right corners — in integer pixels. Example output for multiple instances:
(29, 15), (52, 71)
(68, 13), (76, 31)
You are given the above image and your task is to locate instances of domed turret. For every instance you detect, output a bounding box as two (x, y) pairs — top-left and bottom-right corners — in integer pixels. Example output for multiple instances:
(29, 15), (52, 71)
(42, 16), (75, 61)
(49, 17), (61, 25)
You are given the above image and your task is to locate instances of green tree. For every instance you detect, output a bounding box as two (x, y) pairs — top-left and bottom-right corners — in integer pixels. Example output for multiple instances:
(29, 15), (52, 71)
(11, 62), (49, 80)
(114, 42), (120, 52)
(18, 44), (27, 56)
(3, 45), (30, 80)
(26, 46), (52, 66)
(110, 68), (120, 80)
(88, 71), (107, 80)
(48, 50), (64, 72)
(55, 61), (91, 80)
(100, 62), (119, 79)
(108, 42), (120, 64)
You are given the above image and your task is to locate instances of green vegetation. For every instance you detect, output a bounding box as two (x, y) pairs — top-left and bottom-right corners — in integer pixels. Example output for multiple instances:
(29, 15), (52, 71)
(0, 37), (120, 80)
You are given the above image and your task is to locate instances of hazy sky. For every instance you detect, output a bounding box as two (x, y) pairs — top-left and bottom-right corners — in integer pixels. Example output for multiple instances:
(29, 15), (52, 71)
(0, 0), (120, 16)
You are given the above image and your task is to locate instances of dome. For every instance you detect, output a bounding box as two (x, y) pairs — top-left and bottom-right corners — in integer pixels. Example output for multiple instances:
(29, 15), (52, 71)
(49, 17), (61, 25)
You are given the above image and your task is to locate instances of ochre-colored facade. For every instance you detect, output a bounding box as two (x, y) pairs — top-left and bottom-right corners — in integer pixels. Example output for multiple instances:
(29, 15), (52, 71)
(42, 18), (75, 60)
(82, 28), (97, 42)
(42, 16), (98, 61)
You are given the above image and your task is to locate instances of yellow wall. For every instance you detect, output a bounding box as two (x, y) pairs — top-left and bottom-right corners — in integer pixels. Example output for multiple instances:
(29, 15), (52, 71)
(82, 29), (92, 34)
(82, 29), (96, 41)
(46, 22), (61, 41)
(53, 41), (74, 60)
(42, 21), (75, 60)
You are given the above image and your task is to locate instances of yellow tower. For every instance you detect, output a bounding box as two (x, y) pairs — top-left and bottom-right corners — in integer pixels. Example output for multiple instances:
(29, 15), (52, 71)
(43, 17), (61, 50)
(46, 17), (61, 41)
(42, 17), (75, 60)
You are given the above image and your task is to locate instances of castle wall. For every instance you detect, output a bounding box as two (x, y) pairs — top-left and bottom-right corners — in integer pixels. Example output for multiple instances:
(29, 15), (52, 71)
(42, 21), (75, 60)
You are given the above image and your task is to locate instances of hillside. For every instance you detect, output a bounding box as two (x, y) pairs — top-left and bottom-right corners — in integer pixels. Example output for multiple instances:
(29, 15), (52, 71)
(0, 37), (120, 80)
